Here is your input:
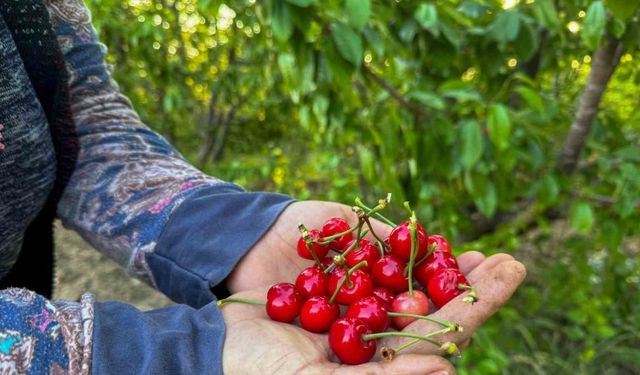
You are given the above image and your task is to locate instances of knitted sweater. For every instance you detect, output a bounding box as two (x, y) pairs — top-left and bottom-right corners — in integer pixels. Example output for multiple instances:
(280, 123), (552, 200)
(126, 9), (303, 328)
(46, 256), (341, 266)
(0, 1), (293, 373)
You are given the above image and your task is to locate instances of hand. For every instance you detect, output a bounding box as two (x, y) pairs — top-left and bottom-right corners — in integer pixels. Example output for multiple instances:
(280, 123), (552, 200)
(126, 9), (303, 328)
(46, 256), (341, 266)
(220, 252), (526, 373)
(227, 201), (390, 293)
(220, 288), (457, 375)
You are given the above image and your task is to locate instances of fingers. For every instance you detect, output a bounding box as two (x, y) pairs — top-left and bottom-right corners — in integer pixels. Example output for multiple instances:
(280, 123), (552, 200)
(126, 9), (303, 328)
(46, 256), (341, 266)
(310, 354), (456, 375)
(456, 251), (485, 275)
(379, 257), (527, 355)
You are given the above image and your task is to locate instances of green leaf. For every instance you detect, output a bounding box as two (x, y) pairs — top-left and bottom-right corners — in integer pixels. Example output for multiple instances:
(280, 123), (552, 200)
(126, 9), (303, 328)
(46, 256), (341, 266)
(488, 10), (521, 47)
(346, 0), (371, 32)
(414, 3), (438, 34)
(285, 0), (318, 7)
(408, 91), (445, 110)
(271, 1), (293, 42)
(538, 174), (559, 205)
(475, 181), (497, 218)
(582, 1), (606, 50)
(312, 94), (329, 128)
(570, 201), (595, 234)
(460, 120), (484, 169)
(358, 146), (376, 182)
(605, 0), (640, 20)
(515, 86), (545, 113)
(487, 104), (511, 151)
(330, 21), (363, 66)
(514, 22), (540, 61)
(532, 0), (560, 32)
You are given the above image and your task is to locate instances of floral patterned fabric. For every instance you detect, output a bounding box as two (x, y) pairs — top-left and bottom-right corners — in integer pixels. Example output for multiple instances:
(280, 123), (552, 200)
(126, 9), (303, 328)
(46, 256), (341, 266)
(48, 0), (227, 287)
(0, 289), (94, 375)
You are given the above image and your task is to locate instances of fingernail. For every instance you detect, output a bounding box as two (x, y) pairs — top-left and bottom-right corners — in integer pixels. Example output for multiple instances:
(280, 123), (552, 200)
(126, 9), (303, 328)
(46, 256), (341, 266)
(429, 371), (448, 375)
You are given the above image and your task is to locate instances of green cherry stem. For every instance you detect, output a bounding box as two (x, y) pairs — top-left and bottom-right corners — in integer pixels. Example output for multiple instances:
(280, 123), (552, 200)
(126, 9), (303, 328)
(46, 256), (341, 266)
(387, 312), (463, 332)
(364, 217), (388, 249)
(329, 260), (368, 305)
(413, 243), (436, 267)
(316, 224), (361, 245)
(323, 226), (368, 274)
(407, 210), (418, 297)
(298, 223), (323, 269)
(354, 196), (397, 227)
(216, 297), (265, 307)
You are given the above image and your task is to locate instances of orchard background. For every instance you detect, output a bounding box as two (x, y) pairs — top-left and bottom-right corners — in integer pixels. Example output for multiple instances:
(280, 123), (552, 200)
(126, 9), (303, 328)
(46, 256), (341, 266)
(55, 0), (640, 374)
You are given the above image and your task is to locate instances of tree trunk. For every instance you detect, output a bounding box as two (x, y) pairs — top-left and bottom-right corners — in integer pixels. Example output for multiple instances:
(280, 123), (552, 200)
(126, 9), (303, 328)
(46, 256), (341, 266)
(558, 37), (623, 173)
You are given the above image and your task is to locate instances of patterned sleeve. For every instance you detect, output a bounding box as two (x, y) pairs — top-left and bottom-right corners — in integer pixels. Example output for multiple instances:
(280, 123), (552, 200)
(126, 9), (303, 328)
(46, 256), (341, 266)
(0, 288), (229, 374)
(0, 288), (94, 375)
(46, 0), (294, 307)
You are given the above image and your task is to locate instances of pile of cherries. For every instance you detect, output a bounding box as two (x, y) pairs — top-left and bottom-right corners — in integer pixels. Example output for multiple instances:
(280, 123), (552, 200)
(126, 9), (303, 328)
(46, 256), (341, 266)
(254, 198), (475, 364)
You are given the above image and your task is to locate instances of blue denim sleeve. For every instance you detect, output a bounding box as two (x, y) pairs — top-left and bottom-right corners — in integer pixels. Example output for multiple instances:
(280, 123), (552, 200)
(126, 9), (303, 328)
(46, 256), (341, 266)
(92, 300), (226, 374)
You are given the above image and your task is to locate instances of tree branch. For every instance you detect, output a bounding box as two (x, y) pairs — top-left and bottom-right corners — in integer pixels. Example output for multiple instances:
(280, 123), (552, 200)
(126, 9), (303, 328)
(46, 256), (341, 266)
(362, 65), (424, 121)
(558, 37), (624, 173)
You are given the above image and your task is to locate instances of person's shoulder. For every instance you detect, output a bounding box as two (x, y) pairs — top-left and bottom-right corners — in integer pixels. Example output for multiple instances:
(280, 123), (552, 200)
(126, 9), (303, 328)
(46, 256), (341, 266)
(45, 0), (92, 26)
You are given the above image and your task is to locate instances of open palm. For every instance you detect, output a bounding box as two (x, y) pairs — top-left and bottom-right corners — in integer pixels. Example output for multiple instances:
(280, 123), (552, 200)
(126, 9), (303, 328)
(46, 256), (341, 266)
(221, 239), (526, 374)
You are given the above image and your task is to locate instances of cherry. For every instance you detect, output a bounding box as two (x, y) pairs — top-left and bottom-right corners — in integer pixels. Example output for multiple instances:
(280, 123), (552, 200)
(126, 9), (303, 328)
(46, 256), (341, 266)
(427, 268), (470, 308)
(344, 239), (380, 272)
(389, 291), (430, 329)
(300, 296), (340, 333)
(328, 268), (373, 305)
(296, 229), (329, 261)
(345, 296), (389, 332)
(266, 283), (302, 323)
(371, 287), (395, 309)
(328, 317), (376, 365)
(428, 234), (451, 252)
(388, 221), (428, 262)
(414, 250), (459, 288)
(321, 217), (353, 250)
(371, 255), (409, 293)
(295, 266), (329, 300)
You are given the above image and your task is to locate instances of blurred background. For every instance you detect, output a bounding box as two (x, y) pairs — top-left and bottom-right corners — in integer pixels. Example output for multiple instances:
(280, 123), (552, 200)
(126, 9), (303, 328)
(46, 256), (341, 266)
(55, 0), (639, 374)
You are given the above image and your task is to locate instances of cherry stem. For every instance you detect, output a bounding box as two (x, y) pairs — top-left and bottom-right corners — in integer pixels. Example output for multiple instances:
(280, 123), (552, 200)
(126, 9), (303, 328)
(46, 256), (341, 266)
(316, 225), (360, 245)
(413, 243), (436, 267)
(362, 326), (450, 344)
(298, 223), (323, 269)
(387, 312), (463, 332)
(458, 284), (479, 304)
(329, 260), (368, 305)
(216, 297), (265, 307)
(363, 217), (388, 250)
(390, 327), (453, 354)
(354, 196), (397, 227)
(407, 210), (418, 297)
(375, 240), (386, 258)
(323, 225), (367, 274)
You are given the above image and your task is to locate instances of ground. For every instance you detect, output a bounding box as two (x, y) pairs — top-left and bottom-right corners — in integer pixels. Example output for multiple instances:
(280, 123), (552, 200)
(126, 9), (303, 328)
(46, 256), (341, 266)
(52, 221), (172, 310)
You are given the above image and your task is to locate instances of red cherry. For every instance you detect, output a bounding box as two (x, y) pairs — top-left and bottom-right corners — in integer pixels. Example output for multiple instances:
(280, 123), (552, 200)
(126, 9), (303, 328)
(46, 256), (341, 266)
(427, 268), (470, 308)
(266, 283), (302, 323)
(389, 290), (430, 329)
(300, 296), (340, 333)
(414, 250), (459, 288)
(328, 318), (376, 365)
(371, 287), (395, 309)
(388, 221), (428, 262)
(371, 255), (409, 293)
(428, 234), (451, 252)
(295, 266), (329, 300)
(296, 229), (329, 260)
(321, 217), (353, 250)
(344, 239), (381, 272)
(345, 296), (389, 332)
(328, 268), (373, 305)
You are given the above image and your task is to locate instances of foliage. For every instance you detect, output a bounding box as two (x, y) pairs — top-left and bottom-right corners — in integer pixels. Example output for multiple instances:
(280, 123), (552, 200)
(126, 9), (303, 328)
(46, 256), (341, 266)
(88, 0), (640, 373)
